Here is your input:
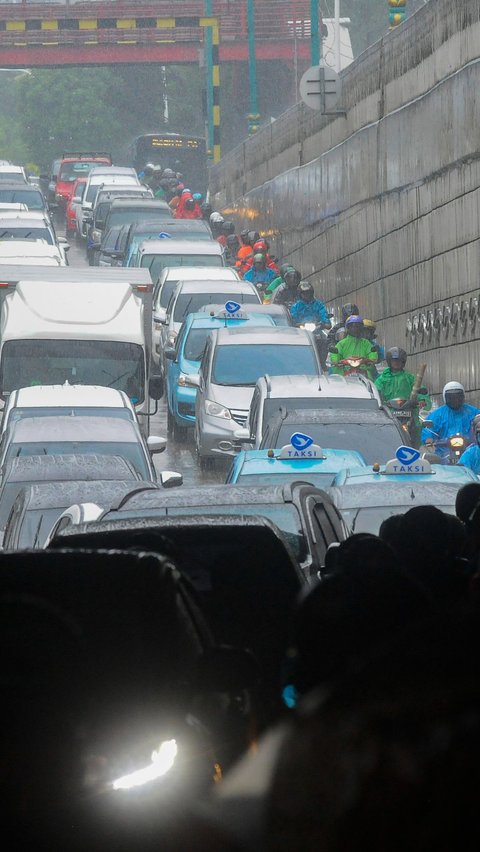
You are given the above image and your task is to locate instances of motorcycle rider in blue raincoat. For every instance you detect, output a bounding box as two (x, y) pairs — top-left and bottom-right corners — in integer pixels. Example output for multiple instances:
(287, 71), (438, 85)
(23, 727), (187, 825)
(421, 382), (479, 453)
(459, 415), (480, 474)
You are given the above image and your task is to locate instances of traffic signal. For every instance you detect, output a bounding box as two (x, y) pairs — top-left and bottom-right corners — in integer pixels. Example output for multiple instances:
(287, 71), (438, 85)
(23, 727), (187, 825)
(389, 0), (406, 30)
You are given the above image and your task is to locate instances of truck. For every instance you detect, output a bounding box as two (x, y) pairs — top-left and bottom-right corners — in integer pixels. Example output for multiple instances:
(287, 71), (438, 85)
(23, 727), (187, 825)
(0, 268), (162, 435)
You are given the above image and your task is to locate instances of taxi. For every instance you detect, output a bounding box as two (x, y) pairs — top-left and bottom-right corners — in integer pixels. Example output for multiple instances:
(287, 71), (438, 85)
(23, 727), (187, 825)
(328, 445), (478, 534)
(165, 302), (276, 440)
(226, 432), (366, 488)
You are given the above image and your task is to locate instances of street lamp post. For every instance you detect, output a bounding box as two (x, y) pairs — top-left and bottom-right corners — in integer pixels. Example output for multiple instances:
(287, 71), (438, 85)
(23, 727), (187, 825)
(247, 0), (260, 135)
(310, 0), (320, 65)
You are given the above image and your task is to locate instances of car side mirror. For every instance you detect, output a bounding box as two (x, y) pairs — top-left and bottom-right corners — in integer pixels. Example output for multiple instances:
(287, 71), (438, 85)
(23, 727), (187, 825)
(164, 346), (176, 361)
(159, 470), (183, 488)
(147, 435), (166, 454)
(154, 307), (167, 325)
(149, 375), (164, 400)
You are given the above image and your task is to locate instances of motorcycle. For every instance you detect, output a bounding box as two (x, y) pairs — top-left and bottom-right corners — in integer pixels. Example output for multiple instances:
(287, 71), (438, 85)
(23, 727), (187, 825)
(421, 433), (471, 465)
(336, 357), (376, 377)
(298, 321), (331, 371)
(385, 397), (420, 446)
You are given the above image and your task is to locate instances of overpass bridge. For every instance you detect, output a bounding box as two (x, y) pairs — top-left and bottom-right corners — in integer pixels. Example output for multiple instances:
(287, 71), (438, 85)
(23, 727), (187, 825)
(0, 0), (312, 65)
(210, 0), (480, 402)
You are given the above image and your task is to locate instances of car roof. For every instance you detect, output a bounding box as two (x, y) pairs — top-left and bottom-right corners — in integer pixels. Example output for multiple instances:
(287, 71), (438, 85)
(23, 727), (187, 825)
(214, 326), (312, 345)
(8, 383), (133, 408)
(257, 373), (379, 399)
(104, 482), (316, 513)
(130, 219), (211, 234)
(174, 280), (257, 295)
(161, 266), (239, 282)
(332, 463), (478, 488)
(109, 198), (170, 211)
(140, 239), (222, 253)
(2, 453), (138, 483)
(0, 217), (49, 227)
(185, 311), (274, 330)
(0, 241), (61, 257)
(8, 416), (140, 443)
(202, 302), (288, 316)
(18, 480), (151, 511)
(0, 184), (43, 194)
(328, 477), (472, 509)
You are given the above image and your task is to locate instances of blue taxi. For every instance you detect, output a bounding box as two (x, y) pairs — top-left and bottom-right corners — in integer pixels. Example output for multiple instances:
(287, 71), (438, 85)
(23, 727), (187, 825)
(226, 432), (367, 488)
(165, 303), (276, 440)
(328, 445), (478, 534)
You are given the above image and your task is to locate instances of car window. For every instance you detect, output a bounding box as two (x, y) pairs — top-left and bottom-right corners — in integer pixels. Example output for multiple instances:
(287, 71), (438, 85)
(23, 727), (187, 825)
(142, 254), (223, 280)
(173, 292), (259, 323)
(262, 397), (377, 425)
(0, 189), (45, 210)
(60, 162), (100, 182)
(5, 441), (150, 480)
(183, 328), (211, 362)
(211, 344), (317, 387)
(0, 227), (52, 244)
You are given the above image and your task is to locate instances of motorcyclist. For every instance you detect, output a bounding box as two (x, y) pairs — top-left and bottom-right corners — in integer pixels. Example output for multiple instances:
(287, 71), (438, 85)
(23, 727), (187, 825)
(459, 415), (480, 474)
(243, 253), (276, 289)
(217, 220), (235, 248)
(225, 233), (240, 265)
(328, 303), (360, 345)
(209, 211), (225, 238)
(272, 267), (301, 306)
(140, 163), (155, 190)
(236, 229), (254, 276)
(200, 201), (213, 220)
(330, 315), (378, 379)
(375, 347), (431, 445)
(363, 319), (385, 361)
(421, 381), (479, 445)
(242, 239), (279, 275)
(290, 281), (330, 326)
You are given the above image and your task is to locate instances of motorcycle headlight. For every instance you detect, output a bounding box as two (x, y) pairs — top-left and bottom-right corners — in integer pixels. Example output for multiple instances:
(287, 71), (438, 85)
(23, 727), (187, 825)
(205, 399), (231, 419)
(302, 323), (316, 332)
(449, 436), (465, 448)
(112, 739), (178, 791)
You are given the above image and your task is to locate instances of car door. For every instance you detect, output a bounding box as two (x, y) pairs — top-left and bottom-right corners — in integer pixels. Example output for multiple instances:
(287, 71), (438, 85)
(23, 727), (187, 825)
(195, 337), (211, 435)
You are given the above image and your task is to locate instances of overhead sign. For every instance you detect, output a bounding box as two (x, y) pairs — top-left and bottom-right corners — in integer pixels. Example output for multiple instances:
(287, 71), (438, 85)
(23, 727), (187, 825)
(299, 64), (342, 113)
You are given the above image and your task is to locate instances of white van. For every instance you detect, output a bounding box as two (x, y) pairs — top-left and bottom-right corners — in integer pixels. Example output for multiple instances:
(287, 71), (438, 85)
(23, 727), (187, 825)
(78, 168), (141, 236)
(0, 277), (161, 433)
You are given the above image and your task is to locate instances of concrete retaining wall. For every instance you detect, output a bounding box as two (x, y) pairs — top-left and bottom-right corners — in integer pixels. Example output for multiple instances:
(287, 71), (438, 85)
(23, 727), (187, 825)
(210, 0), (480, 400)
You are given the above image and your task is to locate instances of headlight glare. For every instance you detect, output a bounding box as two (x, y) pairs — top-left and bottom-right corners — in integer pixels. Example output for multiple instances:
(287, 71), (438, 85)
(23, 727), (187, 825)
(112, 739), (178, 791)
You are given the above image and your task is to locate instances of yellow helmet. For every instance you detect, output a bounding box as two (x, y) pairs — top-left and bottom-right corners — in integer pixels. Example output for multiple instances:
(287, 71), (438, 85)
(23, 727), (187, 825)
(363, 318), (376, 330)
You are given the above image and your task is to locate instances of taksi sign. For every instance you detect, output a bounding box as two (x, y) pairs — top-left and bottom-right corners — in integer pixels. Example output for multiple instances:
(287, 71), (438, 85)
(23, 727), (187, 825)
(224, 301), (241, 316)
(278, 433), (326, 460)
(383, 446), (432, 475)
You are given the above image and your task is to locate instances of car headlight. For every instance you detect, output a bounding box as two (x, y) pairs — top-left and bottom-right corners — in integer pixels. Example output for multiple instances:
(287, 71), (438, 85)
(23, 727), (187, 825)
(112, 739), (178, 791)
(205, 399), (231, 419)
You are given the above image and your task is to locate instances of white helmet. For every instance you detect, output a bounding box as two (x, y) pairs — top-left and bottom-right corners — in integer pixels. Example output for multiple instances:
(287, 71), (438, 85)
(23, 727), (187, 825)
(210, 212), (224, 224)
(442, 381), (464, 402)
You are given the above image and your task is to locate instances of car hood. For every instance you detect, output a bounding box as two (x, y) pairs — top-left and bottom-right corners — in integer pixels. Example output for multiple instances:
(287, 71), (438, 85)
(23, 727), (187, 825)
(210, 384), (254, 410)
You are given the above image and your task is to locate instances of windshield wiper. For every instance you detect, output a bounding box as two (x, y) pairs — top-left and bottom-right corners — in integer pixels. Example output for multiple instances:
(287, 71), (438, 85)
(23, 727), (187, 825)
(32, 515), (43, 549)
(102, 369), (131, 388)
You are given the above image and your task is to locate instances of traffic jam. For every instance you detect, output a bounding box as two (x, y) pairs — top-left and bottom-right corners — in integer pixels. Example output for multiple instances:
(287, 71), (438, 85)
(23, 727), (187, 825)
(2, 141), (480, 846)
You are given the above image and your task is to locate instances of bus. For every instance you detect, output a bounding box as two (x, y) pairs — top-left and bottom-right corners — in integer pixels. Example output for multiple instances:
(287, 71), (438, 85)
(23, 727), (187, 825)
(128, 133), (208, 196)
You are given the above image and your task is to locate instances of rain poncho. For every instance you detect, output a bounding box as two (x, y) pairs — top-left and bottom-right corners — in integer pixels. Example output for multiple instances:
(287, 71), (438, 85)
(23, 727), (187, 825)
(421, 403), (479, 444)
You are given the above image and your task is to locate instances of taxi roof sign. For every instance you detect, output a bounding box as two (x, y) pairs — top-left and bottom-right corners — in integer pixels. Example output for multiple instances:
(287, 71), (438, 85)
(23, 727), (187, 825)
(224, 300), (242, 315)
(277, 432), (326, 460)
(383, 457), (433, 475)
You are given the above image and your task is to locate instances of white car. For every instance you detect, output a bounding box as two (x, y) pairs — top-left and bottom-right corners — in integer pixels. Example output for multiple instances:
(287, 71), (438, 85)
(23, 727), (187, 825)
(0, 165), (27, 184)
(0, 240), (65, 266)
(78, 168), (141, 237)
(1, 383), (138, 436)
(0, 203), (28, 213)
(0, 211), (70, 262)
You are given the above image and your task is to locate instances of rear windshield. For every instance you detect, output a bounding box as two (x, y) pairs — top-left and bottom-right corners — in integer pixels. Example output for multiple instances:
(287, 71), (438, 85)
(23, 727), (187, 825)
(143, 253), (223, 280)
(0, 189), (45, 209)
(107, 208), (171, 228)
(267, 421), (401, 464)
(5, 441), (150, 480)
(7, 406), (134, 427)
(0, 172), (25, 183)
(0, 227), (52, 243)
(262, 396), (378, 426)
(60, 162), (109, 182)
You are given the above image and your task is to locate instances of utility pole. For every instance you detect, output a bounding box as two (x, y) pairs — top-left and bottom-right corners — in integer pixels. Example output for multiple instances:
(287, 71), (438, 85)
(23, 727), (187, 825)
(204, 0), (214, 158)
(334, 0), (341, 72)
(247, 0), (260, 135)
(310, 0), (320, 66)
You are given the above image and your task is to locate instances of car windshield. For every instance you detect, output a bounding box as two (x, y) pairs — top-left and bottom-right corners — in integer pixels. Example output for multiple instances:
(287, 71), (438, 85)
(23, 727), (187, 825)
(268, 422), (400, 463)
(0, 172), (24, 183)
(174, 292), (258, 323)
(262, 396), (377, 425)
(1, 340), (145, 402)
(342, 504), (457, 535)
(17, 508), (68, 549)
(0, 189), (44, 209)
(142, 253), (223, 280)
(126, 503), (307, 562)
(212, 344), (317, 387)
(0, 227), (52, 243)
(7, 406), (134, 427)
(5, 441), (150, 480)
(60, 162), (106, 182)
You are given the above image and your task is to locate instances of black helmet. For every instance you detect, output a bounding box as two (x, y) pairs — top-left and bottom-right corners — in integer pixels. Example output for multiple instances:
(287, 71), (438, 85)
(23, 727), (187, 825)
(280, 262), (294, 277)
(342, 302), (360, 321)
(284, 268), (301, 287)
(226, 234), (240, 248)
(386, 347), (407, 366)
(240, 228), (250, 239)
(247, 230), (260, 244)
(221, 220), (235, 236)
(298, 280), (314, 300)
(201, 201), (212, 217)
(163, 168), (175, 178)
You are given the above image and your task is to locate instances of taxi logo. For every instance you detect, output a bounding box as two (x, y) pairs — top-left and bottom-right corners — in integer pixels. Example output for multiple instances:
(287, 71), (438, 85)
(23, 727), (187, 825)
(395, 446), (421, 465)
(158, 232), (172, 239)
(225, 301), (241, 315)
(290, 432), (314, 451)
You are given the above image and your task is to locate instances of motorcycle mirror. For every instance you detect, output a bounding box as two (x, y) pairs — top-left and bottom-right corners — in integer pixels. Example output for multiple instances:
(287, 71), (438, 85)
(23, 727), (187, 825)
(329, 346), (339, 354)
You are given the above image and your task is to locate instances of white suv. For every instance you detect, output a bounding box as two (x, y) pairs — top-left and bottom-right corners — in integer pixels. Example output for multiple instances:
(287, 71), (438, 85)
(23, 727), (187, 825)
(235, 373), (383, 449)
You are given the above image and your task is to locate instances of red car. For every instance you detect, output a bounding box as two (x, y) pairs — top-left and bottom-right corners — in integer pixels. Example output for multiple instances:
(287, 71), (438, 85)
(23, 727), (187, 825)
(55, 151), (112, 211)
(66, 177), (88, 234)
